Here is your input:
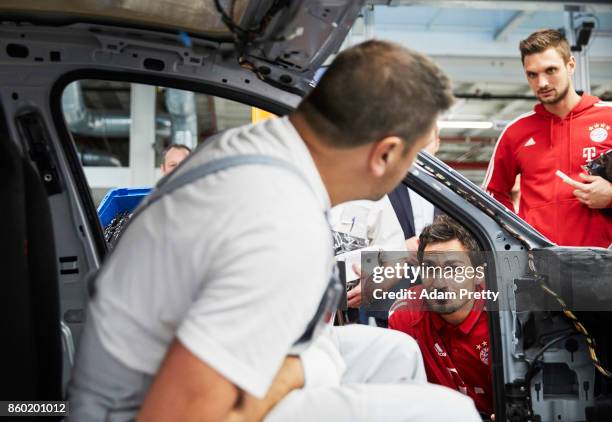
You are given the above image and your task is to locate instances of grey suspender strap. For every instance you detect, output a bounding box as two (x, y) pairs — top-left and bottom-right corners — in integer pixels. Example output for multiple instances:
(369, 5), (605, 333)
(151, 154), (342, 348)
(93, 153), (341, 347)
(91, 154), (315, 298)
(133, 154), (315, 220)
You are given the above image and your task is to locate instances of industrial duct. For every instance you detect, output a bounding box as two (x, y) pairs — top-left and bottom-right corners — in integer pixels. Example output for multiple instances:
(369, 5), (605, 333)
(164, 88), (198, 149)
(79, 150), (122, 167)
(62, 82), (197, 145)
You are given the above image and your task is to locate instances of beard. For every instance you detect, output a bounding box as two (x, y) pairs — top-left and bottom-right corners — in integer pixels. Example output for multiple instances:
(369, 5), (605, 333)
(425, 288), (471, 314)
(538, 83), (570, 105)
(427, 298), (470, 314)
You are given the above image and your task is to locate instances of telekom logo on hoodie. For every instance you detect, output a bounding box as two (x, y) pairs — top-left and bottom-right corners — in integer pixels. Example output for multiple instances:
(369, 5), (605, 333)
(589, 123), (610, 143)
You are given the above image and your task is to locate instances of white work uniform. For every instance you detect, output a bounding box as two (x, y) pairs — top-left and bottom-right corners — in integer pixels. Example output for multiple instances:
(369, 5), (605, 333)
(68, 116), (479, 421)
(408, 189), (435, 237)
(269, 324), (480, 422)
(329, 197), (406, 250)
(329, 197), (406, 282)
(72, 116), (334, 403)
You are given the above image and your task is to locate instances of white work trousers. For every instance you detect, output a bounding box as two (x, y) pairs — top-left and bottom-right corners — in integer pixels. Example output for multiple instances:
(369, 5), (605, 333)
(265, 324), (480, 422)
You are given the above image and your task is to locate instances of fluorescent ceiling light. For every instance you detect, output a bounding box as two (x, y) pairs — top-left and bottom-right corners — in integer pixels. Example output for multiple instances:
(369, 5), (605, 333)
(438, 121), (494, 129)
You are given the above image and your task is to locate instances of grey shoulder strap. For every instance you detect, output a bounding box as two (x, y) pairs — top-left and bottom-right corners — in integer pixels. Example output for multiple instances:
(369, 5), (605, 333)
(90, 154), (316, 298)
(92, 153), (340, 349)
(137, 154), (314, 217)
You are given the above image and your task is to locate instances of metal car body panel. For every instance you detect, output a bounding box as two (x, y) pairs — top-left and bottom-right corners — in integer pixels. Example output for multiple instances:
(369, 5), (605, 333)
(0, 0), (365, 94)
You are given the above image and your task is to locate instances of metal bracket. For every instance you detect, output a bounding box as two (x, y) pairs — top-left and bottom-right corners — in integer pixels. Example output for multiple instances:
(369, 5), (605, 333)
(15, 109), (64, 195)
(505, 379), (537, 422)
(60, 321), (75, 367)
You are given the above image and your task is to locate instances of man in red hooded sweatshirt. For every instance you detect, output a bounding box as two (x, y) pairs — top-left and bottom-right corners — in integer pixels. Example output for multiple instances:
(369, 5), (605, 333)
(483, 29), (612, 248)
(388, 216), (493, 417)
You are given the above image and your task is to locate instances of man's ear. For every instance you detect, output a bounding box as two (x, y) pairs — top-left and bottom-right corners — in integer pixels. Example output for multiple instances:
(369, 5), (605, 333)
(567, 55), (576, 75)
(368, 136), (404, 177)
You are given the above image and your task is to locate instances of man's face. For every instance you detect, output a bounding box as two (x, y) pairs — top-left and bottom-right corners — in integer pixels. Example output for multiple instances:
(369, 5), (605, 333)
(161, 147), (190, 176)
(421, 239), (480, 314)
(523, 47), (575, 105)
(369, 125), (435, 200)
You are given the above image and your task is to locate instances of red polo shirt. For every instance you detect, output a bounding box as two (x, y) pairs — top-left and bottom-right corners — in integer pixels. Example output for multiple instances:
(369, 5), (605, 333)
(388, 285), (492, 415)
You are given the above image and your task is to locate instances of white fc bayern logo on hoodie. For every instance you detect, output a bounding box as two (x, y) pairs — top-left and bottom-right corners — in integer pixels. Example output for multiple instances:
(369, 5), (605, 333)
(589, 123), (610, 143)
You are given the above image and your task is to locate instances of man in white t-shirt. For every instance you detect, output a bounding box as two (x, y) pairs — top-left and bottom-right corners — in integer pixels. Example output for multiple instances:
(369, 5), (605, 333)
(336, 127), (440, 324)
(330, 197), (406, 253)
(328, 197), (405, 326)
(388, 127), (442, 252)
(68, 40), (479, 421)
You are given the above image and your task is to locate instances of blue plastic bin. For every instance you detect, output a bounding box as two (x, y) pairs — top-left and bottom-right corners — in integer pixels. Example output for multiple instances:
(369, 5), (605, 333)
(97, 187), (152, 227)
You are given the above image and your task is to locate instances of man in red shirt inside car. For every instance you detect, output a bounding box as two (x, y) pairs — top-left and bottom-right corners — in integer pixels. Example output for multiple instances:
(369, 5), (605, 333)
(389, 216), (493, 416)
(483, 29), (612, 248)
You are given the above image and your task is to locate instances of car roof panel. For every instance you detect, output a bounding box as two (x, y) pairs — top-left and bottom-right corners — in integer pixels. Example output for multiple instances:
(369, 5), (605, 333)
(0, 0), (247, 37)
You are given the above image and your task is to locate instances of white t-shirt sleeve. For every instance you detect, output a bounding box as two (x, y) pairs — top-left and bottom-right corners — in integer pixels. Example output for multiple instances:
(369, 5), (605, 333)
(369, 196), (406, 250)
(176, 188), (332, 399)
(329, 202), (371, 240)
(408, 188), (435, 237)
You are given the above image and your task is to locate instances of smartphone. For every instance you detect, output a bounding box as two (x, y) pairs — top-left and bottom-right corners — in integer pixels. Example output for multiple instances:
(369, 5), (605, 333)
(555, 169), (572, 183)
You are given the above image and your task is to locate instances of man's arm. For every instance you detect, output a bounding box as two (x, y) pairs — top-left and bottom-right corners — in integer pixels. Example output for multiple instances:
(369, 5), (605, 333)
(482, 131), (518, 211)
(357, 255), (414, 308)
(139, 340), (304, 422)
(138, 340), (239, 422)
(227, 356), (304, 422)
(349, 263), (408, 309)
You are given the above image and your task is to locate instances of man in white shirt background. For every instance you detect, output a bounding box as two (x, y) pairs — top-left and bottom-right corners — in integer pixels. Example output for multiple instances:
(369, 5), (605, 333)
(329, 196), (406, 326)
(389, 126), (442, 251)
(337, 127), (441, 326)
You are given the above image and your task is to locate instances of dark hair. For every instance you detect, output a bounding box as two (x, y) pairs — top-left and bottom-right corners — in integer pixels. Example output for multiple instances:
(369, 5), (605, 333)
(519, 29), (571, 64)
(296, 40), (453, 151)
(162, 144), (192, 165)
(417, 215), (482, 266)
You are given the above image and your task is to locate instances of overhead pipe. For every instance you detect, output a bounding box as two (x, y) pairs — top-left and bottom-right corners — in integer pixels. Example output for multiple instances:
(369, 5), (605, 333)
(79, 150), (122, 167)
(62, 82), (198, 147)
(62, 81), (171, 138)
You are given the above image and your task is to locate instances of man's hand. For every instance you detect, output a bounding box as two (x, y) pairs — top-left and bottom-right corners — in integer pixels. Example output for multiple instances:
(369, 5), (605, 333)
(404, 237), (420, 266)
(347, 264), (363, 308)
(227, 356), (304, 422)
(405, 236), (419, 252)
(563, 173), (612, 209)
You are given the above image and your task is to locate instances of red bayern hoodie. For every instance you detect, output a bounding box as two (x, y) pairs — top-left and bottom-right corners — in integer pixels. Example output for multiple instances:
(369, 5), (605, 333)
(483, 94), (612, 248)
